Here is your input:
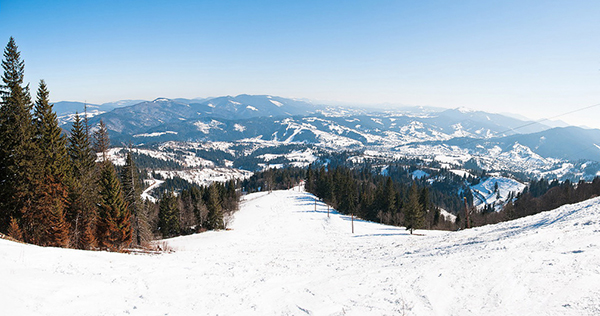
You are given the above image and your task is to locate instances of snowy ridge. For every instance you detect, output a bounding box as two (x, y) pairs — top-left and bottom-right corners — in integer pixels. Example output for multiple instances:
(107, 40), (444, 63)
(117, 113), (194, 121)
(1, 188), (599, 315)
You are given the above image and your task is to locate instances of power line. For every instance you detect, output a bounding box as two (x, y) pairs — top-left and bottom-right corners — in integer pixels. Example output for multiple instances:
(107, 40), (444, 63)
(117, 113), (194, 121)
(500, 102), (600, 136)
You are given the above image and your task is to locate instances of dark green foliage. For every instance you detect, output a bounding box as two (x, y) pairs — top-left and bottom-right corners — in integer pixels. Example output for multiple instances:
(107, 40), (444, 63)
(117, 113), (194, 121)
(305, 164), (456, 231)
(242, 167), (305, 193)
(153, 178), (239, 238)
(130, 151), (183, 170)
(158, 190), (180, 238)
(205, 184), (224, 230)
(22, 81), (71, 246)
(67, 113), (99, 249)
(121, 151), (151, 246)
(0, 37), (38, 232)
(403, 183), (425, 234)
(33, 80), (69, 180)
(94, 120), (110, 161)
(97, 161), (132, 251)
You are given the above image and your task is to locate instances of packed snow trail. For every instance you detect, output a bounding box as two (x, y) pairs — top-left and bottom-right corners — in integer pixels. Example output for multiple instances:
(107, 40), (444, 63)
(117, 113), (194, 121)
(1, 187), (600, 315)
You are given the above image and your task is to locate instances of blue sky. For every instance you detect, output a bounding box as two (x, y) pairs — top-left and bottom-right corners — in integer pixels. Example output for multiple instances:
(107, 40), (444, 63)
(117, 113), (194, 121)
(1, 0), (599, 127)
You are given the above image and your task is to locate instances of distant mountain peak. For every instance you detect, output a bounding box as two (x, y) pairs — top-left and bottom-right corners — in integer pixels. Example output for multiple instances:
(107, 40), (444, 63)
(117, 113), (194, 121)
(456, 106), (476, 113)
(153, 98), (171, 103)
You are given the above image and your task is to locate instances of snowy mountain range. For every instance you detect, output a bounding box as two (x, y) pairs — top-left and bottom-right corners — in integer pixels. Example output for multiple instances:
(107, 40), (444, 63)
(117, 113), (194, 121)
(55, 94), (600, 180)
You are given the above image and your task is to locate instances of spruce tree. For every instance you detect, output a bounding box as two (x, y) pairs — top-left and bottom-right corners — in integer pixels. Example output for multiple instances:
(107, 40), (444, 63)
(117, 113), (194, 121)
(0, 37), (38, 233)
(7, 217), (23, 241)
(403, 182), (425, 235)
(29, 80), (70, 247)
(205, 184), (224, 230)
(94, 120), (110, 162)
(97, 160), (131, 251)
(67, 113), (99, 249)
(33, 80), (69, 180)
(158, 190), (180, 238)
(121, 150), (151, 247)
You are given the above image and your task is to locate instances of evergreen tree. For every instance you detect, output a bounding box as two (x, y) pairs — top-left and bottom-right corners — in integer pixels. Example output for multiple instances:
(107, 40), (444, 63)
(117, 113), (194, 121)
(33, 80), (69, 180)
(29, 80), (70, 247)
(121, 150), (151, 247)
(0, 37), (38, 233)
(403, 183), (424, 234)
(205, 184), (224, 230)
(158, 190), (180, 238)
(67, 113), (99, 249)
(94, 120), (110, 162)
(97, 160), (131, 251)
(36, 180), (70, 247)
(7, 217), (23, 241)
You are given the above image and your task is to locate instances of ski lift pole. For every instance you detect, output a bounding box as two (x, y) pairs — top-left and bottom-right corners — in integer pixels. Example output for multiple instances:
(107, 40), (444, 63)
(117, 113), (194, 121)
(464, 196), (470, 229)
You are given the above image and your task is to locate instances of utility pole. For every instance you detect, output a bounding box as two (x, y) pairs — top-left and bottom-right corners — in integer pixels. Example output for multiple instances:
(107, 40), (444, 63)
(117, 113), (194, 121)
(464, 196), (470, 229)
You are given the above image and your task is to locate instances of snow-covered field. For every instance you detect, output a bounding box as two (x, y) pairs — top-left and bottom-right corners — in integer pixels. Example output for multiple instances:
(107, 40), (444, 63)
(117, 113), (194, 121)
(2, 188), (600, 315)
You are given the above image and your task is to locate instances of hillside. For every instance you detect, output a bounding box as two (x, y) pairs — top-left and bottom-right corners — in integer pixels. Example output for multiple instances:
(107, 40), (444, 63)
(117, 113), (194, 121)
(2, 188), (599, 315)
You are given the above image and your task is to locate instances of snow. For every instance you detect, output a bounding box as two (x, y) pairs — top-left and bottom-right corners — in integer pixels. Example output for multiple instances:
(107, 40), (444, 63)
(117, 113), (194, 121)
(269, 100), (283, 107)
(246, 105), (258, 111)
(457, 106), (475, 113)
(412, 169), (430, 179)
(256, 149), (318, 167)
(2, 188), (600, 315)
(193, 120), (224, 134)
(234, 123), (246, 132)
(141, 179), (164, 202)
(470, 176), (526, 210)
(449, 169), (473, 178)
(155, 167), (252, 187)
(439, 208), (457, 222)
(132, 131), (178, 138)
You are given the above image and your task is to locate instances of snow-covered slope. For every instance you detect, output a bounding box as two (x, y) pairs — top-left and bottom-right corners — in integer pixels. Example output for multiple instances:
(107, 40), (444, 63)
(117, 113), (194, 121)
(471, 176), (526, 210)
(2, 188), (599, 315)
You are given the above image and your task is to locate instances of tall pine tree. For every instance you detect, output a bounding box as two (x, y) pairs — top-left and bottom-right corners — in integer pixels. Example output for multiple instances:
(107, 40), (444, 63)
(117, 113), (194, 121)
(95, 125), (131, 251)
(403, 182), (425, 235)
(121, 150), (151, 247)
(97, 160), (132, 251)
(0, 37), (38, 234)
(158, 190), (180, 238)
(67, 113), (99, 249)
(205, 184), (224, 230)
(29, 80), (70, 247)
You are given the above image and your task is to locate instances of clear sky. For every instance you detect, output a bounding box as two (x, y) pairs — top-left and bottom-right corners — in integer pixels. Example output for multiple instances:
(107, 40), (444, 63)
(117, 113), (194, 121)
(1, 0), (599, 127)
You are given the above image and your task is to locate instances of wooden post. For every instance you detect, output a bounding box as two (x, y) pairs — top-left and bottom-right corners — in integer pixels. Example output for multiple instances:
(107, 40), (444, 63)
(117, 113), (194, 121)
(351, 213), (354, 234)
(464, 196), (470, 229)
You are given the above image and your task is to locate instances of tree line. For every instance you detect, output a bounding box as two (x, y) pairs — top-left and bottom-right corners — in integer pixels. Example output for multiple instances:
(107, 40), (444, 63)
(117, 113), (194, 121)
(0, 37), (238, 251)
(467, 177), (600, 227)
(156, 180), (238, 238)
(305, 165), (456, 233)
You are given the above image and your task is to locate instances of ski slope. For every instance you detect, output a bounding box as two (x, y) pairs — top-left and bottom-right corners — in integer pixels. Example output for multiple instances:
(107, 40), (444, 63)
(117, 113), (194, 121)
(1, 187), (600, 315)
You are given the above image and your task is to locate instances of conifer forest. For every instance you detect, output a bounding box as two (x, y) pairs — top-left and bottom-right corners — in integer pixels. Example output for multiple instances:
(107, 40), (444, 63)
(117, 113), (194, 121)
(0, 38), (239, 251)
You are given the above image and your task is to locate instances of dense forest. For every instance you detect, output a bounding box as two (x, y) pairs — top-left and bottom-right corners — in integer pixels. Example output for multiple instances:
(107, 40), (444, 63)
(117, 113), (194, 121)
(304, 165), (456, 233)
(0, 38), (238, 251)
